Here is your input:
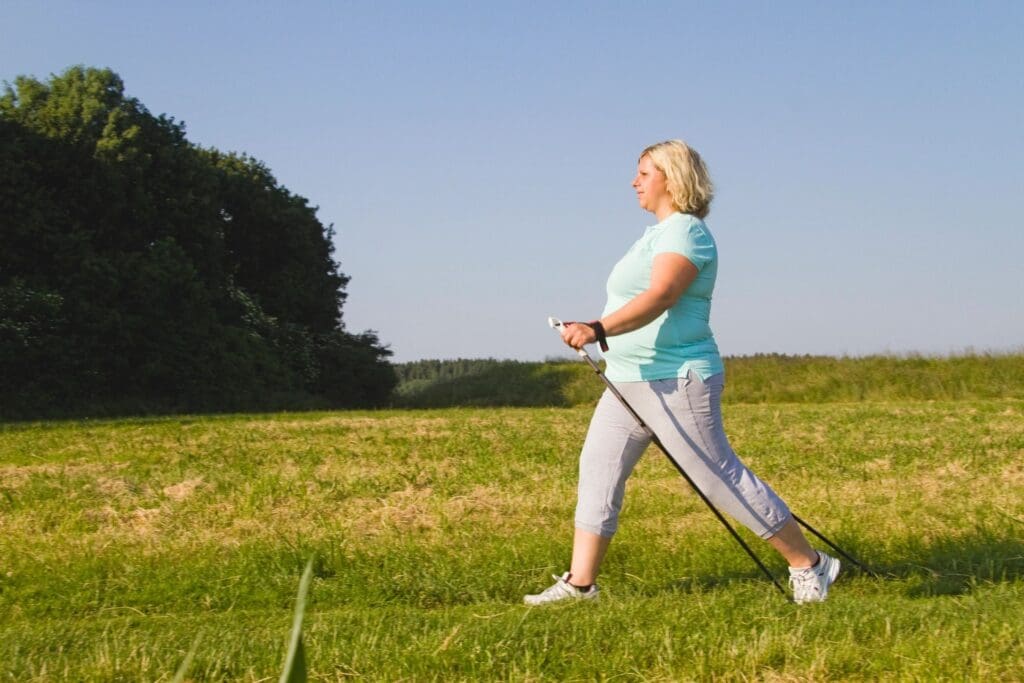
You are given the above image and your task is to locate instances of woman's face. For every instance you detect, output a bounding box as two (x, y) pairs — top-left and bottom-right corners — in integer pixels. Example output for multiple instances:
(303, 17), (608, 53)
(632, 155), (673, 216)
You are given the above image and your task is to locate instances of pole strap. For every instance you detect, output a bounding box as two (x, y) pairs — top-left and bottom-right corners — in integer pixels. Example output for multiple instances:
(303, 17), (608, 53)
(587, 320), (609, 352)
(565, 321), (609, 352)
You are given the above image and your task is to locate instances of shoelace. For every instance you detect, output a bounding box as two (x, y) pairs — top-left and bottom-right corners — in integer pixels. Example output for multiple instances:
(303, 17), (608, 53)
(789, 568), (820, 594)
(540, 576), (572, 597)
(546, 575), (587, 597)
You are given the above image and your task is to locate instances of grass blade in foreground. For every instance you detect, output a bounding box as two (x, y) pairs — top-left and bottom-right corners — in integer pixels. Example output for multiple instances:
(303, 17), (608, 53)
(280, 558), (314, 683)
(171, 632), (201, 683)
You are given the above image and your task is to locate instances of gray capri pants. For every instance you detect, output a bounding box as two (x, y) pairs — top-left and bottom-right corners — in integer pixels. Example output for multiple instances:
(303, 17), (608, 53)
(575, 371), (791, 539)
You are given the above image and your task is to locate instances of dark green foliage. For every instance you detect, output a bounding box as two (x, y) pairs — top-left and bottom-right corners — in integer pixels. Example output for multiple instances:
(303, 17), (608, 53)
(393, 358), (585, 407)
(394, 352), (1024, 407)
(0, 66), (394, 418)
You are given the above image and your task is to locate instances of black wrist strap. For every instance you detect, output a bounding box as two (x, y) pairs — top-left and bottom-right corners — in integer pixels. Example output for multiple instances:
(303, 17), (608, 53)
(565, 321), (610, 352)
(587, 320), (609, 352)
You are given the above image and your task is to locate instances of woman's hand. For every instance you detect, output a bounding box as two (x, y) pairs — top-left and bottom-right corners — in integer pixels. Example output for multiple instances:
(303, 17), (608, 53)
(561, 321), (598, 350)
(560, 253), (697, 351)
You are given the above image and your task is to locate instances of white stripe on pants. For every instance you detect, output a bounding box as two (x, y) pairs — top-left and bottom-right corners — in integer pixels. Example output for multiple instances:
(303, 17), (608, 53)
(575, 371), (791, 539)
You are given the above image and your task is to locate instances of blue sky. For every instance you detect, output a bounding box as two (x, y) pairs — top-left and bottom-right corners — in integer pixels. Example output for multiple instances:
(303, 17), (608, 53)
(3, 2), (1022, 362)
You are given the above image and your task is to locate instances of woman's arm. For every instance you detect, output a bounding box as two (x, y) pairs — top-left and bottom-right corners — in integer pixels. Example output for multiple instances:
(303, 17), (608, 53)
(561, 252), (698, 349)
(602, 252), (697, 335)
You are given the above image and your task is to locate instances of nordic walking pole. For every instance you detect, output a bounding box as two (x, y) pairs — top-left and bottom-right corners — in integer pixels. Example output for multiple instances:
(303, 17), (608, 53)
(549, 317), (790, 599)
(792, 514), (877, 577)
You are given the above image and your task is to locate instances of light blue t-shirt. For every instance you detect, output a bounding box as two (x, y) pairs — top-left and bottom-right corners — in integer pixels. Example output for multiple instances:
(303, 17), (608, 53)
(601, 212), (725, 382)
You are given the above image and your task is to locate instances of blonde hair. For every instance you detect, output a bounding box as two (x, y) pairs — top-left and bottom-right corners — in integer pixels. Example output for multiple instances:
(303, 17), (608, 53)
(639, 140), (714, 219)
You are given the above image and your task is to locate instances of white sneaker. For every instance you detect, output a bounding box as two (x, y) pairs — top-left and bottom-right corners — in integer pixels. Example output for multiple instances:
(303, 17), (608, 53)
(523, 572), (600, 605)
(789, 551), (840, 604)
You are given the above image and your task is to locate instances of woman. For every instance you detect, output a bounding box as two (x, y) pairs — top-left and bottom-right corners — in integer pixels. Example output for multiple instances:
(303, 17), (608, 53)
(524, 140), (839, 605)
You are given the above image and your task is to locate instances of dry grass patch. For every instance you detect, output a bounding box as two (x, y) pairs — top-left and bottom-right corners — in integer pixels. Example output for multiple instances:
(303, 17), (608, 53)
(1002, 460), (1024, 486)
(0, 461), (130, 489)
(162, 477), (205, 501)
(863, 457), (893, 473)
(244, 415), (459, 441)
(787, 462), (1024, 546)
(338, 480), (570, 540)
(630, 507), (714, 541)
(95, 476), (137, 498)
(313, 458), (393, 487)
(128, 507), (162, 536)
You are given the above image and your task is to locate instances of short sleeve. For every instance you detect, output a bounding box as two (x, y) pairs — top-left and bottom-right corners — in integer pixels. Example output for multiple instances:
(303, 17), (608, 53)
(652, 217), (715, 270)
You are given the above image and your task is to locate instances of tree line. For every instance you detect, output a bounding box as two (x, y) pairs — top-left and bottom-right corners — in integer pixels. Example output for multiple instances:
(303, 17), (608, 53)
(393, 352), (1024, 408)
(0, 66), (395, 419)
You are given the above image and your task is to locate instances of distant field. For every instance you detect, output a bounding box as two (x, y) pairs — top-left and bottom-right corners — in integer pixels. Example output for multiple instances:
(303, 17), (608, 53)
(394, 352), (1024, 407)
(1, 399), (1022, 680)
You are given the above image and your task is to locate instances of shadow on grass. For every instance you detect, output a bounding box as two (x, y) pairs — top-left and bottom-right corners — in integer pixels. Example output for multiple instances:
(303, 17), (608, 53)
(646, 525), (1024, 599)
(394, 361), (581, 408)
(887, 524), (1024, 598)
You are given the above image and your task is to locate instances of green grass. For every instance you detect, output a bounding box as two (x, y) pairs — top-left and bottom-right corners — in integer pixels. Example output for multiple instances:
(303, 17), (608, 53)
(1, 400), (1022, 680)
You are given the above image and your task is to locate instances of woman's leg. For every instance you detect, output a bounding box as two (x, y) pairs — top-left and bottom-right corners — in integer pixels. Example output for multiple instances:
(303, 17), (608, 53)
(766, 517), (817, 568)
(623, 373), (808, 556)
(684, 375), (816, 566)
(569, 528), (612, 585)
(571, 388), (650, 583)
(524, 387), (651, 604)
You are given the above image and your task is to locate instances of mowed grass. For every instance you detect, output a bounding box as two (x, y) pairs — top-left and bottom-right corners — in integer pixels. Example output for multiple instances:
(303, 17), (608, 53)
(1, 400), (1022, 680)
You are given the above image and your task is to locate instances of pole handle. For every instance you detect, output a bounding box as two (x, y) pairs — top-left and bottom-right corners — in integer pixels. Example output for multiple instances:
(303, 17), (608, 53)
(548, 316), (589, 358)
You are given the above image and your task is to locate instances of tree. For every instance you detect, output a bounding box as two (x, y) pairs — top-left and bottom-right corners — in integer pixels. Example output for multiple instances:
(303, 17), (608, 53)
(0, 66), (394, 418)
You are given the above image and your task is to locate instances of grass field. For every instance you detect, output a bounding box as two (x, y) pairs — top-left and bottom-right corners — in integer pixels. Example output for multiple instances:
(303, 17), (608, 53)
(1, 398), (1022, 680)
